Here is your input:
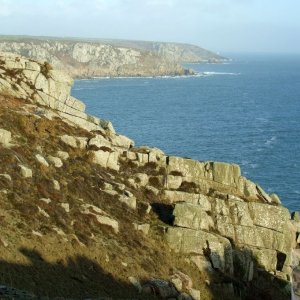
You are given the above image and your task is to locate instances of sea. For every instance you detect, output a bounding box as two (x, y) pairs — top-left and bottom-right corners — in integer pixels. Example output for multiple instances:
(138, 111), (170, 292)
(72, 53), (300, 212)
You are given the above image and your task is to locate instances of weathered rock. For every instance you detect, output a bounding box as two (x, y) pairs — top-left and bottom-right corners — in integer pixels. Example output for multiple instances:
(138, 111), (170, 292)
(166, 175), (183, 189)
(80, 204), (119, 233)
(145, 185), (160, 196)
(19, 164), (32, 178)
(60, 203), (70, 213)
(88, 134), (111, 149)
(256, 184), (273, 203)
(35, 154), (49, 167)
(173, 202), (214, 231)
(60, 135), (77, 148)
(119, 193), (137, 210)
(52, 180), (60, 191)
(133, 223), (150, 235)
(0, 128), (12, 147)
(91, 150), (120, 171)
(47, 155), (63, 168)
(211, 161), (241, 186)
(270, 193), (281, 205)
(162, 190), (211, 211)
(128, 276), (142, 292)
(166, 227), (233, 274)
(56, 150), (69, 160)
(110, 134), (134, 149)
(188, 289), (201, 300)
(172, 270), (193, 290)
(135, 173), (149, 186)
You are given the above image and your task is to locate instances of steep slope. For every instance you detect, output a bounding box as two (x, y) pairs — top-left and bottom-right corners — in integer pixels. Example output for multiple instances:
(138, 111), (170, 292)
(0, 53), (298, 300)
(0, 36), (193, 78)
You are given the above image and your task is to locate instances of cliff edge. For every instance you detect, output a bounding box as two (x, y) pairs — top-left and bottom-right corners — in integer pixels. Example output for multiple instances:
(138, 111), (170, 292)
(0, 53), (298, 300)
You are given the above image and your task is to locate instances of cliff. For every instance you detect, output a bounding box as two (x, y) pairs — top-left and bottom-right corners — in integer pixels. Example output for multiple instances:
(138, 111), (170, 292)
(89, 39), (226, 63)
(0, 52), (298, 300)
(0, 36), (198, 78)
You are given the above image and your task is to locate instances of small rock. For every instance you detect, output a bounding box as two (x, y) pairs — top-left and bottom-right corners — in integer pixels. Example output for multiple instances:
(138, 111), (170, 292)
(119, 194), (137, 209)
(135, 173), (148, 186)
(121, 262), (128, 267)
(47, 156), (63, 168)
(270, 193), (281, 205)
(166, 175), (183, 190)
(189, 288), (201, 300)
(133, 223), (150, 235)
(115, 182), (126, 191)
(60, 203), (70, 213)
(0, 128), (12, 147)
(60, 135), (77, 148)
(103, 182), (113, 190)
(171, 277), (182, 292)
(19, 164), (32, 178)
(53, 180), (60, 191)
(35, 154), (49, 167)
(56, 150), (69, 160)
(128, 276), (142, 292)
(292, 212), (300, 221)
(173, 270), (193, 290)
(145, 185), (160, 196)
(0, 238), (8, 247)
(127, 178), (137, 189)
(104, 189), (119, 196)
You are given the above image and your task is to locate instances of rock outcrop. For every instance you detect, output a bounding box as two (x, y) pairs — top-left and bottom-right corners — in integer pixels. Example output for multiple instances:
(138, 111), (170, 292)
(0, 52), (297, 300)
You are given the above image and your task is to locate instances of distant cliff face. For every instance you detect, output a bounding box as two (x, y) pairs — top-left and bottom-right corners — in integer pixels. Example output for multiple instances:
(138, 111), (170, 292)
(0, 38), (193, 78)
(99, 39), (226, 63)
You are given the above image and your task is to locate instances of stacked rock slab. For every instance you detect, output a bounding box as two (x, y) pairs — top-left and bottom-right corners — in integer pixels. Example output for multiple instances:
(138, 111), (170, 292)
(122, 147), (296, 285)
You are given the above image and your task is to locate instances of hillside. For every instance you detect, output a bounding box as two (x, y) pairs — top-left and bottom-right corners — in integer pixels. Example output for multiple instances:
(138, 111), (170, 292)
(0, 36), (225, 78)
(0, 52), (298, 300)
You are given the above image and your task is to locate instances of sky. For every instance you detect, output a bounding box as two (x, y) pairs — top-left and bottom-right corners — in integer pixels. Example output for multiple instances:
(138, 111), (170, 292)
(0, 0), (299, 54)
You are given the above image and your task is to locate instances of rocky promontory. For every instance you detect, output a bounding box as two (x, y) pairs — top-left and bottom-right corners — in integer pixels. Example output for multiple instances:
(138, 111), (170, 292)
(0, 36), (200, 78)
(0, 52), (299, 300)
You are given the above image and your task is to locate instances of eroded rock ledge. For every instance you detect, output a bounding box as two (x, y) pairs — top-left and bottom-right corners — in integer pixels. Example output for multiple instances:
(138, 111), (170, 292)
(0, 52), (298, 300)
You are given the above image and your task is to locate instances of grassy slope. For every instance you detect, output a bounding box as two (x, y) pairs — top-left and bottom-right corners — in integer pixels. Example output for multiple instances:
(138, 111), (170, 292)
(0, 95), (216, 299)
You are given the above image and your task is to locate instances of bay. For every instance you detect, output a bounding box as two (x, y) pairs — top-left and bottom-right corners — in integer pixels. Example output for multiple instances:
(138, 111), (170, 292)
(72, 53), (300, 211)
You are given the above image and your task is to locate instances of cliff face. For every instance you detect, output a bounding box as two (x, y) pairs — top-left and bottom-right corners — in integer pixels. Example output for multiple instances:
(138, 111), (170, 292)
(0, 37), (193, 78)
(0, 53), (298, 300)
(92, 39), (226, 63)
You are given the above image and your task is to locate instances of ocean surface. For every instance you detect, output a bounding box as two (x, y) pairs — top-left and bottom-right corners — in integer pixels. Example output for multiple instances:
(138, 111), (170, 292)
(72, 53), (300, 211)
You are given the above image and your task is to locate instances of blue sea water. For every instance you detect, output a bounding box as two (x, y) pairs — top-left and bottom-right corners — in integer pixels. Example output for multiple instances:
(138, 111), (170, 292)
(72, 54), (300, 211)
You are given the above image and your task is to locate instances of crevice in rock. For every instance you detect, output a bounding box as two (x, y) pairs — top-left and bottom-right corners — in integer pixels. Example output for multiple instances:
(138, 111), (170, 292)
(151, 202), (174, 225)
(276, 251), (286, 271)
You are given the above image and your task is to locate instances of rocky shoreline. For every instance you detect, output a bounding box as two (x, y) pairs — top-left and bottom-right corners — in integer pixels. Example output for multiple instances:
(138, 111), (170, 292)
(0, 52), (299, 299)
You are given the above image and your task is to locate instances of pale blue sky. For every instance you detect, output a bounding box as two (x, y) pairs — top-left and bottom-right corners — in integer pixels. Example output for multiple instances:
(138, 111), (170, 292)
(0, 0), (299, 54)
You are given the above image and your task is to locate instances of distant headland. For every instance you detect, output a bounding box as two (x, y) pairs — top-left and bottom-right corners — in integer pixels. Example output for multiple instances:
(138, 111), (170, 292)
(0, 35), (226, 78)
